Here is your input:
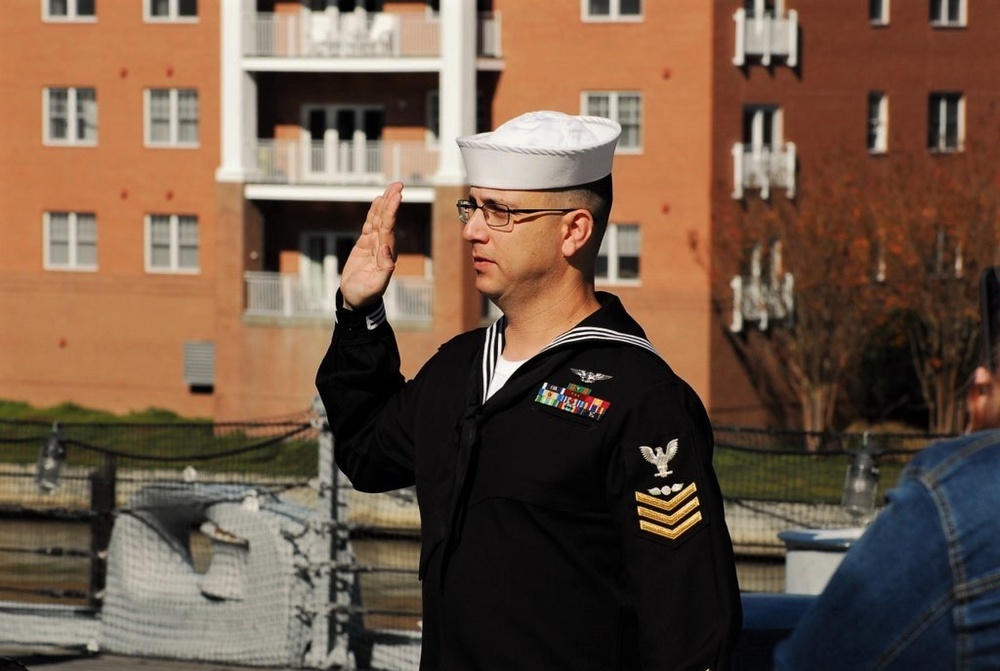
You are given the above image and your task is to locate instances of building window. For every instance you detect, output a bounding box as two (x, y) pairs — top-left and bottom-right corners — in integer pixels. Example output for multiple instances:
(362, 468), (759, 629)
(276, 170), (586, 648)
(597, 224), (640, 284)
(427, 0), (490, 14)
(930, 0), (965, 26)
(869, 0), (889, 24)
(583, 92), (642, 151)
(930, 228), (963, 279)
(867, 91), (888, 153)
(583, 0), (642, 21)
(44, 0), (96, 20)
(928, 92), (963, 152)
(146, 214), (199, 273)
(44, 87), (97, 145)
(183, 340), (215, 392)
(146, 89), (199, 147)
(146, 0), (197, 21)
(426, 90), (488, 145)
(44, 212), (97, 270)
(734, 104), (796, 200)
(744, 0), (780, 18)
(743, 104), (782, 150)
(427, 92), (440, 144)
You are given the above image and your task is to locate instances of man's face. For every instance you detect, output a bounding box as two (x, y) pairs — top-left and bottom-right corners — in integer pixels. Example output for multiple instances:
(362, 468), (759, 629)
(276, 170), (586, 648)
(966, 365), (1000, 433)
(462, 186), (569, 308)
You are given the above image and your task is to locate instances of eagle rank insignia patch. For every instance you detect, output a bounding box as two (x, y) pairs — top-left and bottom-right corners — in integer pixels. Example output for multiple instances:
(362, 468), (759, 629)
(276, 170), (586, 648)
(633, 439), (703, 543)
(639, 439), (678, 478)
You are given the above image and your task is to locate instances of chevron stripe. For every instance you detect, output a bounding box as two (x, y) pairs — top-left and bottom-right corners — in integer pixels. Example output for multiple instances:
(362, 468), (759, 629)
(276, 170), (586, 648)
(637, 496), (700, 526)
(364, 302), (387, 331)
(639, 511), (703, 541)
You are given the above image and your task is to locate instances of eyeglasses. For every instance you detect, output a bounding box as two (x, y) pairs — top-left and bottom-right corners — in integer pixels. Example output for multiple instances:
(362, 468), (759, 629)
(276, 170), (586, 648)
(456, 199), (577, 230)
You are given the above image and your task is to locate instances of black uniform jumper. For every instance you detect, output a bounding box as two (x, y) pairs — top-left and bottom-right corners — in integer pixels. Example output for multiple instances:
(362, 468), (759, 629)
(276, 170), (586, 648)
(317, 291), (742, 670)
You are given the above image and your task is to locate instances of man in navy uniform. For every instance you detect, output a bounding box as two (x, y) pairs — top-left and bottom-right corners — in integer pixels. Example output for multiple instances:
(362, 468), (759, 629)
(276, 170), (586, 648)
(317, 110), (741, 670)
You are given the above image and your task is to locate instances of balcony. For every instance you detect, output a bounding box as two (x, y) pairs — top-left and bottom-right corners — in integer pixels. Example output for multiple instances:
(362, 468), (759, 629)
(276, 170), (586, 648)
(244, 271), (433, 323)
(732, 8), (799, 68)
(730, 244), (795, 333)
(247, 11), (502, 60)
(731, 143), (796, 200)
(248, 138), (439, 188)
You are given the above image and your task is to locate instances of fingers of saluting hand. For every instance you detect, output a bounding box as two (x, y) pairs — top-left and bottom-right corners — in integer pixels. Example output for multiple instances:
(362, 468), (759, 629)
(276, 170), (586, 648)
(365, 182), (403, 270)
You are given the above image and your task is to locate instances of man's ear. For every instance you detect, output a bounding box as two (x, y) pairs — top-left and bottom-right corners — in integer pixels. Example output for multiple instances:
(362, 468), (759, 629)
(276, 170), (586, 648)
(561, 210), (594, 259)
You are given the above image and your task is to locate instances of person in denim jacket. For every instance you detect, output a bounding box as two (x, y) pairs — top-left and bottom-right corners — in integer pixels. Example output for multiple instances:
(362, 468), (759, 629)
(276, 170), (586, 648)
(773, 363), (1000, 670)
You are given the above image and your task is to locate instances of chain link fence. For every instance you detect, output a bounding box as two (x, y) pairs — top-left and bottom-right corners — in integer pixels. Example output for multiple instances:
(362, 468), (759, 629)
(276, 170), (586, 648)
(0, 415), (950, 668)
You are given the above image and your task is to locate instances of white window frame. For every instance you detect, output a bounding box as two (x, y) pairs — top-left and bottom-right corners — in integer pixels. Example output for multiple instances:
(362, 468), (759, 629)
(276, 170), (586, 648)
(43, 0), (96, 21)
(43, 87), (98, 146)
(145, 214), (200, 273)
(582, 91), (643, 153)
(596, 223), (641, 285)
(582, 0), (643, 22)
(869, 0), (889, 25)
(930, 0), (965, 27)
(867, 91), (888, 154)
(928, 92), (964, 153)
(743, 0), (783, 18)
(44, 212), (98, 271)
(145, 88), (199, 148)
(144, 0), (198, 22)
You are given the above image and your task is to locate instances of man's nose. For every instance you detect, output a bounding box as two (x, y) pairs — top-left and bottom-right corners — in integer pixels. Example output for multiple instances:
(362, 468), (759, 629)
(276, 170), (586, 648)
(461, 210), (488, 242)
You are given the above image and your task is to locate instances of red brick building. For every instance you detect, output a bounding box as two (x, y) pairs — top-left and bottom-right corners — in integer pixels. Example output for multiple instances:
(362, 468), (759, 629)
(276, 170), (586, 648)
(1, 1), (996, 423)
(709, 0), (1000, 425)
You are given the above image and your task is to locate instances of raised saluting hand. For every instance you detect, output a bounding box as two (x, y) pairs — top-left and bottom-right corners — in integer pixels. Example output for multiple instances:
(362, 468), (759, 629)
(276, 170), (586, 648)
(338, 181), (403, 310)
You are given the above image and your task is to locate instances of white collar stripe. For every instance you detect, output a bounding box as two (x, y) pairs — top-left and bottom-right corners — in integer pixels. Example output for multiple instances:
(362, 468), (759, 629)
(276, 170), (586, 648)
(481, 317), (506, 403)
(544, 327), (659, 356)
(478, 321), (659, 403)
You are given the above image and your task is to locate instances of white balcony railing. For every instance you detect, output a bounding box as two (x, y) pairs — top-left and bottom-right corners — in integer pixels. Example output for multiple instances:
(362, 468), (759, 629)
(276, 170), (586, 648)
(248, 11), (502, 59)
(732, 8), (799, 67)
(248, 138), (439, 187)
(731, 142), (796, 200)
(244, 271), (433, 323)
(730, 243), (794, 332)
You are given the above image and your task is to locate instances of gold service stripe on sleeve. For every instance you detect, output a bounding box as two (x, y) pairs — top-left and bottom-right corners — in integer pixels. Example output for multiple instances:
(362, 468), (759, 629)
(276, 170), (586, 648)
(638, 511), (703, 541)
(636, 497), (700, 526)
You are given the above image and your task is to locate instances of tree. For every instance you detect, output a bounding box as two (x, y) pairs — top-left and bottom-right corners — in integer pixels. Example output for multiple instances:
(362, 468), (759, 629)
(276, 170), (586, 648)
(712, 157), (885, 441)
(874, 144), (1000, 433)
(711, 143), (1000, 436)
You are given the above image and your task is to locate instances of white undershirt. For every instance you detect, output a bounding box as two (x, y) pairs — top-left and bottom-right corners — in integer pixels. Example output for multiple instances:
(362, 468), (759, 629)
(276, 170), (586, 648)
(485, 355), (528, 400)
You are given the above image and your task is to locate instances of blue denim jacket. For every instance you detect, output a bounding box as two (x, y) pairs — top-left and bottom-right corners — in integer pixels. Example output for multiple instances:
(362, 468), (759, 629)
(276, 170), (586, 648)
(773, 430), (1000, 670)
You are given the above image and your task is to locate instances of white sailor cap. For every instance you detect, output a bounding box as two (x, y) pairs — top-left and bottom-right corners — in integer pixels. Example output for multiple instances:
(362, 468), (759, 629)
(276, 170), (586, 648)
(457, 110), (621, 190)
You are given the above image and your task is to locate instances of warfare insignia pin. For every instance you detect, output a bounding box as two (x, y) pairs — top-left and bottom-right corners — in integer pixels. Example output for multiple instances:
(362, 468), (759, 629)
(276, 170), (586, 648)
(647, 483), (684, 496)
(571, 368), (613, 384)
(639, 439), (679, 478)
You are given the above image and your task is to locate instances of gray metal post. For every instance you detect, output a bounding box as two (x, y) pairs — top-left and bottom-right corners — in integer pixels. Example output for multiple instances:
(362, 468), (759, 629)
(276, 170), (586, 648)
(308, 395), (355, 669)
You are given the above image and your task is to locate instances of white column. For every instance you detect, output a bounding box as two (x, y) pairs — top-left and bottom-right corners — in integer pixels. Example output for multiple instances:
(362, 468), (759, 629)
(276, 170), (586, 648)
(217, 0), (256, 182)
(434, 0), (477, 186)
